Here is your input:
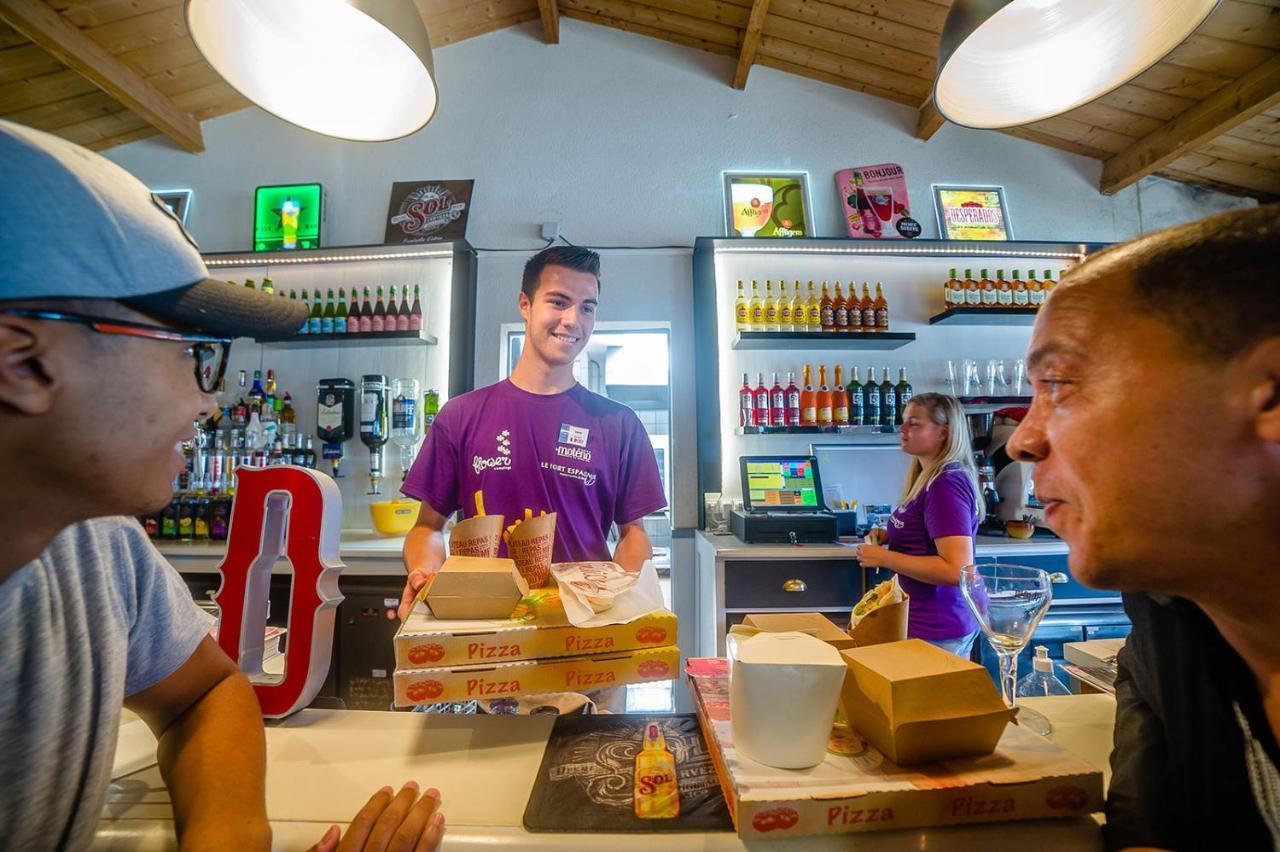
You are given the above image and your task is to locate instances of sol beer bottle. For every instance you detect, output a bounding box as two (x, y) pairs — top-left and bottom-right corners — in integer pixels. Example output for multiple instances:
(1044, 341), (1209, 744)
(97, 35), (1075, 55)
(634, 722), (680, 819)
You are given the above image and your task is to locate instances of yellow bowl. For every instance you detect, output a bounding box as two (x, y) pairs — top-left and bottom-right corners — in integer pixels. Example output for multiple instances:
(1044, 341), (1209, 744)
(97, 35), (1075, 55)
(370, 499), (421, 536)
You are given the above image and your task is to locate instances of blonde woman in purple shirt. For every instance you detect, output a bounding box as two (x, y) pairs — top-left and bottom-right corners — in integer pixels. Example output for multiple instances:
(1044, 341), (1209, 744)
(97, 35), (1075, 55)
(855, 393), (985, 656)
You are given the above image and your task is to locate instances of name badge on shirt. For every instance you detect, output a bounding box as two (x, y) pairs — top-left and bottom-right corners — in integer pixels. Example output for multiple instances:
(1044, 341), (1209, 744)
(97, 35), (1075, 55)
(558, 423), (589, 448)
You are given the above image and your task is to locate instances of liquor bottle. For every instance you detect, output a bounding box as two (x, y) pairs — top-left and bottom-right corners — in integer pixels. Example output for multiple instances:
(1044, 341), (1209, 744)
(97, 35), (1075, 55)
(753, 372), (769, 427)
(800, 364), (817, 427)
(896, 368), (914, 422)
(308, 289), (323, 334)
(1044, 269), (1060, 298)
(764, 280), (779, 332)
(397, 288), (411, 332)
(833, 282), (849, 332)
(851, 171), (881, 237)
(321, 289), (336, 334)
(734, 280), (748, 331)
(874, 282), (889, 332)
(385, 286), (400, 331)
(847, 366), (865, 427)
(819, 282), (834, 332)
(738, 372), (754, 429)
(280, 392), (297, 445)
(816, 364), (833, 426)
(303, 436), (317, 470)
(790, 281), (805, 333)
(1027, 270), (1044, 307)
(979, 268), (997, 308)
(784, 371), (800, 427)
(359, 287), (374, 333)
(964, 268), (981, 306)
(634, 721), (680, 819)
(748, 280), (764, 331)
(945, 267), (961, 308)
(177, 488), (195, 541)
(347, 286), (362, 333)
(372, 286), (387, 333)
(294, 290), (309, 335)
(248, 370), (267, 414)
(777, 281), (793, 332)
(1010, 269), (1028, 307)
(409, 284), (424, 331)
(996, 269), (1013, 308)
(805, 281), (821, 332)
(768, 372), (786, 427)
(422, 388), (439, 435)
(261, 275), (274, 296)
(832, 364), (849, 426)
(860, 282), (875, 330)
(334, 289), (348, 334)
(880, 368), (897, 429)
(864, 365), (882, 427)
(243, 278), (255, 290)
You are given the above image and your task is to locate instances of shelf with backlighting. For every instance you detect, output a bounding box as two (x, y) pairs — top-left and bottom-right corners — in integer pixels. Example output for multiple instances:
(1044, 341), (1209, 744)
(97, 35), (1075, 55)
(732, 331), (914, 350)
(734, 426), (901, 443)
(929, 307), (1039, 326)
(255, 329), (437, 348)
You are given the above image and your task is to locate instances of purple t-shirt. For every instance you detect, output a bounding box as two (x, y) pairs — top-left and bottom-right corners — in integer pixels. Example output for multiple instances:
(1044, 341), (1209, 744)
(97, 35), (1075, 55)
(402, 380), (667, 562)
(883, 466), (980, 640)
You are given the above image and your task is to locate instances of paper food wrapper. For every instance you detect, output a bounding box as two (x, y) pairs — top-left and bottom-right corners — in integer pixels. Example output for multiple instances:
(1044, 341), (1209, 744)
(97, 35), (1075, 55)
(507, 512), (556, 588)
(449, 514), (505, 557)
(848, 575), (909, 647)
(553, 559), (666, 627)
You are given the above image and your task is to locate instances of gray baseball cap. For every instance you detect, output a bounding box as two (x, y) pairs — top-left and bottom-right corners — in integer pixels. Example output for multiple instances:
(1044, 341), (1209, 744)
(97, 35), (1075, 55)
(0, 118), (306, 339)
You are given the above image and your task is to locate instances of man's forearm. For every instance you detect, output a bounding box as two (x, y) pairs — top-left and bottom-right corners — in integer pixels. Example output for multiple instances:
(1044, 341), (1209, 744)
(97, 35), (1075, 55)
(612, 524), (652, 571)
(405, 524), (447, 576)
(157, 671), (270, 851)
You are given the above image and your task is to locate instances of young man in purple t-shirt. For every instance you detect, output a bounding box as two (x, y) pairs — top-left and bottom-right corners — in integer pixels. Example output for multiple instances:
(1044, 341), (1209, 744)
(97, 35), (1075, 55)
(397, 246), (667, 617)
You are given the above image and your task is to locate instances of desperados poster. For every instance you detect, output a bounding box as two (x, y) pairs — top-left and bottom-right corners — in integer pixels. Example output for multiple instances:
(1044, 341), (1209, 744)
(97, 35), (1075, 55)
(722, 173), (811, 238)
(932, 185), (1013, 241)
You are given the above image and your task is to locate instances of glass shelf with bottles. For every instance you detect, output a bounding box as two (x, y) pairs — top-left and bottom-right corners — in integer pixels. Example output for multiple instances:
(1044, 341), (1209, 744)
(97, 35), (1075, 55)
(731, 279), (914, 349)
(232, 276), (434, 345)
(737, 364), (915, 435)
(929, 267), (1066, 325)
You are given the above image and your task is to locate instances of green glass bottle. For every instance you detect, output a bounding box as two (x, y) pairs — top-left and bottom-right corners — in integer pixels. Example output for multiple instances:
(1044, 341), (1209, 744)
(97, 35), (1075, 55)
(846, 366), (864, 427)
(307, 288), (323, 334)
(335, 289), (348, 334)
(880, 368), (897, 429)
(895, 368), (913, 425)
(321, 289), (335, 334)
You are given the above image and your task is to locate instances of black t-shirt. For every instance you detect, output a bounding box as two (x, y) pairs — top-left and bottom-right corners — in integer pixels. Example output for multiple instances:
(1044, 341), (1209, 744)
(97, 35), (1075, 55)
(1105, 593), (1280, 850)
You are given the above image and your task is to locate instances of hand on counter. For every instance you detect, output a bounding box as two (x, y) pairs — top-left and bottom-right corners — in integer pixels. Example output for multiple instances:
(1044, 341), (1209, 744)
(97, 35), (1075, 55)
(855, 543), (893, 569)
(310, 782), (444, 852)
(398, 570), (431, 621)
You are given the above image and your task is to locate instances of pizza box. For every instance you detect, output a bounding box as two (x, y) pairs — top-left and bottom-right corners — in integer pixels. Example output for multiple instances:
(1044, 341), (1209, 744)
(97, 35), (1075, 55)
(686, 658), (1102, 839)
(394, 588), (676, 669)
(394, 645), (680, 707)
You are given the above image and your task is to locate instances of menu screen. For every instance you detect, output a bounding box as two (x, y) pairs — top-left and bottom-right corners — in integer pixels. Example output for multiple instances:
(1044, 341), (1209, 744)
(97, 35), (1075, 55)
(746, 459), (819, 508)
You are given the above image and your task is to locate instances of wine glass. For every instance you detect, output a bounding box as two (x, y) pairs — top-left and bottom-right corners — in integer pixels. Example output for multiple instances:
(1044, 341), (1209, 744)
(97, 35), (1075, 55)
(959, 563), (1054, 736)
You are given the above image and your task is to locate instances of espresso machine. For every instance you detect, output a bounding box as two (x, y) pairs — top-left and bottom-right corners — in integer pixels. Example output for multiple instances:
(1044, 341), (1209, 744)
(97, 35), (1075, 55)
(986, 415), (1048, 527)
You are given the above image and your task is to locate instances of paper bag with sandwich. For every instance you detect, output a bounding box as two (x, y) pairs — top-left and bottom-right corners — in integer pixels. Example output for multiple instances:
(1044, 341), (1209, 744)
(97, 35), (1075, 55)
(848, 574), (909, 647)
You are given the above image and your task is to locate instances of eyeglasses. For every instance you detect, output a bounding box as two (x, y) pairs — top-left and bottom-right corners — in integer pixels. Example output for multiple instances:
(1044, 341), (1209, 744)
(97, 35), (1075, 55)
(0, 308), (232, 393)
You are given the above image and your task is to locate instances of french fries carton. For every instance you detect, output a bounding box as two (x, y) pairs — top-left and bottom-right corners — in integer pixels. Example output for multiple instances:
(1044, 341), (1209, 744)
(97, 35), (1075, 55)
(686, 657), (1102, 840)
(394, 644), (680, 707)
(394, 588), (676, 669)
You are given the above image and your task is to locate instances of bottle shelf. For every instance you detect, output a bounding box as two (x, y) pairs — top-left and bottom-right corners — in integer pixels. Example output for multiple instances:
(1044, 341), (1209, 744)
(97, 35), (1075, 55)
(929, 307), (1039, 326)
(731, 331), (915, 351)
(735, 425), (901, 442)
(255, 329), (437, 348)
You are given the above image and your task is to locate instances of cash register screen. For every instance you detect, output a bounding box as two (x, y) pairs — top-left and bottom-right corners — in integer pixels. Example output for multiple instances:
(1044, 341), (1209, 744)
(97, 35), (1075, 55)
(740, 455), (825, 511)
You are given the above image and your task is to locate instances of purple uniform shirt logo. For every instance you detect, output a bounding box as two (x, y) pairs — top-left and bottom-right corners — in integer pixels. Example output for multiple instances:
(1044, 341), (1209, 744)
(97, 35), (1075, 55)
(558, 423), (589, 447)
(472, 430), (513, 474)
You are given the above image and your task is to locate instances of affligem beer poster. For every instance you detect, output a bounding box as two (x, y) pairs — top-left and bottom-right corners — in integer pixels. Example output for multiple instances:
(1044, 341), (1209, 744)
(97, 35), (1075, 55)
(932, 185), (1013, 241)
(722, 173), (811, 238)
(836, 163), (920, 239)
(384, 180), (474, 244)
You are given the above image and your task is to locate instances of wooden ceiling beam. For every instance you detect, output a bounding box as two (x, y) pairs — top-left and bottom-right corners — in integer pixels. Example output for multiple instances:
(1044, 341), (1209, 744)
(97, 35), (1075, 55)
(1101, 53), (1280, 194)
(732, 0), (770, 89)
(538, 0), (560, 43)
(916, 94), (943, 140)
(0, 0), (202, 152)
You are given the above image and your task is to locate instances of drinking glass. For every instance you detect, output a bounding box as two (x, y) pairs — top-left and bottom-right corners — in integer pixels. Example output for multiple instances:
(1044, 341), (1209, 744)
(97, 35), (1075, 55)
(944, 359), (959, 394)
(962, 359), (981, 397)
(985, 359), (1008, 397)
(959, 563), (1054, 736)
(1012, 359), (1028, 396)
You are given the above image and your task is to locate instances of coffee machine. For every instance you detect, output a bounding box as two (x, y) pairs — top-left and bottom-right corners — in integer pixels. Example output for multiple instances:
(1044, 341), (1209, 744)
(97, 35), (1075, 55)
(986, 416), (1049, 527)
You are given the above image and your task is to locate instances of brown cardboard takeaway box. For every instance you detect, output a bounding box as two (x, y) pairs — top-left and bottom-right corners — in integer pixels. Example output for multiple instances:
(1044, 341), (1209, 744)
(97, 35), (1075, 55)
(423, 556), (530, 620)
(740, 613), (856, 651)
(841, 639), (1016, 765)
(686, 657), (1102, 839)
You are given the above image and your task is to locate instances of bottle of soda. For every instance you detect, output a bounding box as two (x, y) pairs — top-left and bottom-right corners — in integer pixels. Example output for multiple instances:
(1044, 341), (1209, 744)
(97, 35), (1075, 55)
(422, 389), (440, 435)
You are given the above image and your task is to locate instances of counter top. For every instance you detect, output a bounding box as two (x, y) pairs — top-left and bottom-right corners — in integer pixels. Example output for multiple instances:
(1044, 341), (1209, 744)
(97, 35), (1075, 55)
(696, 530), (1069, 559)
(99, 694), (1113, 850)
(156, 530), (410, 576)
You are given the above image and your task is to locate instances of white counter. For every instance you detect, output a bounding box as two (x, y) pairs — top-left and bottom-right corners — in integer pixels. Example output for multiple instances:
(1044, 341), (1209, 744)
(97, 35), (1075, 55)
(697, 531), (1070, 559)
(97, 695), (1113, 850)
(157, 530), (409, 577)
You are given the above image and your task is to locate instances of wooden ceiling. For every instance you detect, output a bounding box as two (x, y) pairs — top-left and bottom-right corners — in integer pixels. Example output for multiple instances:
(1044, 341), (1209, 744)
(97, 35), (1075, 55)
(2, 0), (1278, 199)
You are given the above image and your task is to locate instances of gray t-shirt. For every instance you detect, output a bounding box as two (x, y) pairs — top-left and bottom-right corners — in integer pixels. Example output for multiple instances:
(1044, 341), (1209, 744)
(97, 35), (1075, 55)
(0, 517), (212, 851)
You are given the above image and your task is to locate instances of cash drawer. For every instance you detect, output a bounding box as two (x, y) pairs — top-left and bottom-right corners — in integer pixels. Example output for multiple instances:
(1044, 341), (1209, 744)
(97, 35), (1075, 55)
(724, 559), (859, 610)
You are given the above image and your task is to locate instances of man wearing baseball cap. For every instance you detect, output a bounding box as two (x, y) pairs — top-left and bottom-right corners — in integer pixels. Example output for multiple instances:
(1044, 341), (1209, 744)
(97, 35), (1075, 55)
(0, 119), (444, 851)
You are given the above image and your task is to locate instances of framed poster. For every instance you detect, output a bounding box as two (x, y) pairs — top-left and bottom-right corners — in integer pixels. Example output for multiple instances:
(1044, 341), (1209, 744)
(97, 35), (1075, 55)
(722, 172), (810, 238)
(384, 180), (473, 244)
(254, 183), (322, 251)
(835, 163), (920, 239)
(152, 189), (192, 226)
(932, 185), (1013, 241)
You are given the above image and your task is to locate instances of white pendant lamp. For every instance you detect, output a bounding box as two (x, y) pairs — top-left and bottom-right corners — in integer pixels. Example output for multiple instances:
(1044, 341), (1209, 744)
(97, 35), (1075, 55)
(186, 0), (438, 142)
(934, 0), (1219, 129)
